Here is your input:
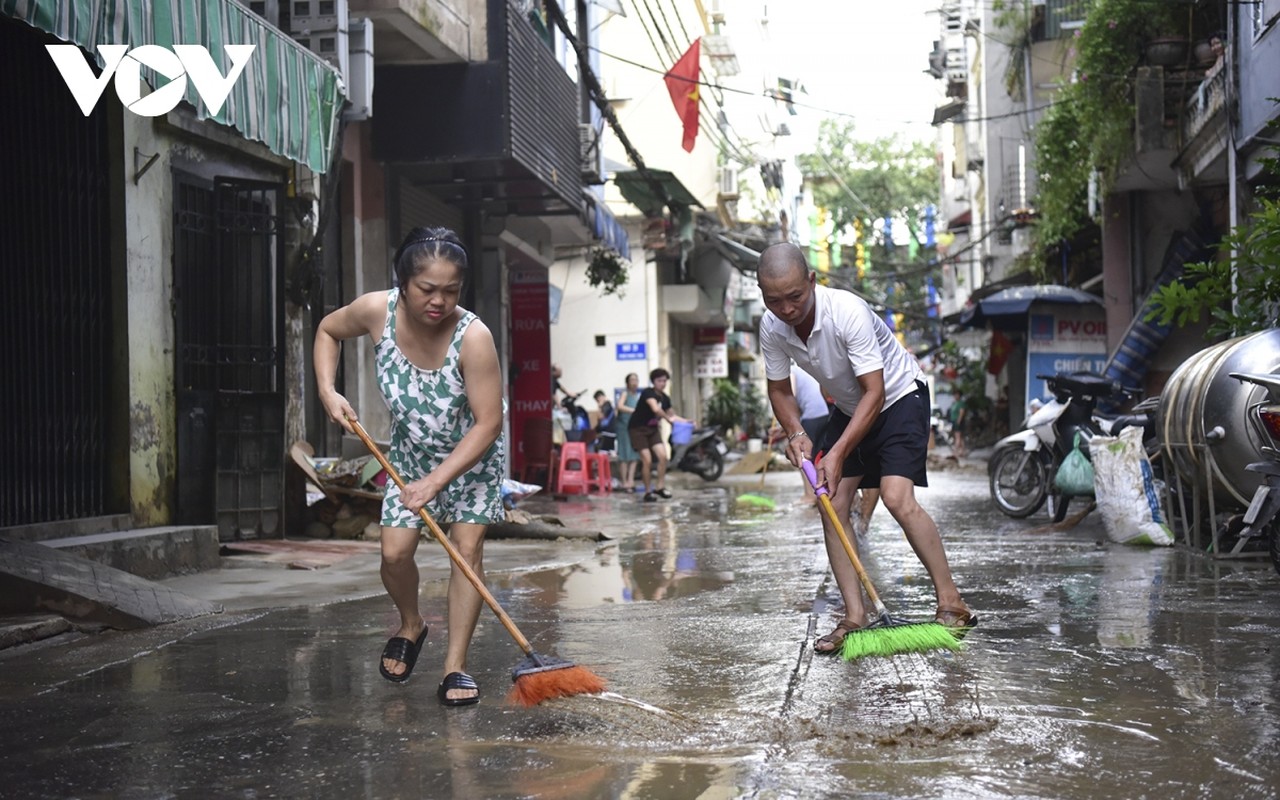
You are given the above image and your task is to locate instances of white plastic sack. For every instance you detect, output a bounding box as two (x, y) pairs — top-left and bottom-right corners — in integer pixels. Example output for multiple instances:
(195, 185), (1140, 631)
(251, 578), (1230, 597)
(1089, 427), (1174, 546)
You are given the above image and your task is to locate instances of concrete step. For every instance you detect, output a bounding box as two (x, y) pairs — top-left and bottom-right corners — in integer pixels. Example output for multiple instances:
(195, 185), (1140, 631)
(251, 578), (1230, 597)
(0, 538), (222, 630)
(0, 514), (135, 543)
(40, 527), (221, 581)
(0, 612), (73, 649)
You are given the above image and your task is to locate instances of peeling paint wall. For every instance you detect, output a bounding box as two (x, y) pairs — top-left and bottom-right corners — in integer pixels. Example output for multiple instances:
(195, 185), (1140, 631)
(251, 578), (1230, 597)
(121, 113), (176, 525)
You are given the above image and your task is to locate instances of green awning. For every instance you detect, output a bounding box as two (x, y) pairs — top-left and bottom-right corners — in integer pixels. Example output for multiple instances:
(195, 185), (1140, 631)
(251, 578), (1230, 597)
(3, 0), (344, 173)
(614, 169), (703, 216)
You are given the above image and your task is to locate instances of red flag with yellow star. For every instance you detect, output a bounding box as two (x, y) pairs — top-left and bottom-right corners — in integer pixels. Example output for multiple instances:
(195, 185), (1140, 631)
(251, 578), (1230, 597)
(664, 38), (701, 152)
(988, 329), (1014, 375)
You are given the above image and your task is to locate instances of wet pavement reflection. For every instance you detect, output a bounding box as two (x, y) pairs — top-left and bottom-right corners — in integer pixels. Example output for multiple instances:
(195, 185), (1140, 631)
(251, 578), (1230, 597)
(3, 469), (1280, 798)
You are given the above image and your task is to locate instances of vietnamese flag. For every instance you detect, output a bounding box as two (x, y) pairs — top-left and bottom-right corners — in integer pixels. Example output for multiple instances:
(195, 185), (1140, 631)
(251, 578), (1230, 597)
(664, 38), (701, 152)
(988, 329), (1014, 375)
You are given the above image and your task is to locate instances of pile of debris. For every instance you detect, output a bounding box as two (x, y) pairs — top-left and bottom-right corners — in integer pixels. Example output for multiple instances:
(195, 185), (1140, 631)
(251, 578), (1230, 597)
(289, 442), (605, 541)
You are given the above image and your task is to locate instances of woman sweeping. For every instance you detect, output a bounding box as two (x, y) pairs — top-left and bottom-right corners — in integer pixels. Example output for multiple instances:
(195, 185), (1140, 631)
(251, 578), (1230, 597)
(313, 226), (505, 707)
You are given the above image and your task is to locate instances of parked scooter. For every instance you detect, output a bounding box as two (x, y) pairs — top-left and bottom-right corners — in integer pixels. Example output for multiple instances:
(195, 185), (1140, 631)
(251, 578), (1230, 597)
(988, 372), (1151, 521)
(669, 425), (728, 481)
(931, 406), (953, 449)
(1219, 372), (1280, 573)
(560, 391), (592, 440)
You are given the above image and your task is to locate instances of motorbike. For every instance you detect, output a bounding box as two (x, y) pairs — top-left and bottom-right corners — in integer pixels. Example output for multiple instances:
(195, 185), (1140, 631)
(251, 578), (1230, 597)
(988, 372), (1153, 521)
(931, 407), (953, 448)
(559, 392), (592, 441)
(1219, 372), (1280, 573)
(669, 425), (728, 481)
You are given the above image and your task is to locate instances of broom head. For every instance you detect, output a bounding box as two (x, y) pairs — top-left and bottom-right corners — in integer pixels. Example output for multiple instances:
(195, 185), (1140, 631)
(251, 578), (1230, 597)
(507, 652), (607, 706)
(840, 618), (963, 661)
(736, 493), (777, 510)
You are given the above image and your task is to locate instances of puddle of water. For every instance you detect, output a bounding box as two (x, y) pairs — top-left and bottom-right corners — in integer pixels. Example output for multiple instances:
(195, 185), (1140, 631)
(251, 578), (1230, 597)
(510, 517), (738, 609)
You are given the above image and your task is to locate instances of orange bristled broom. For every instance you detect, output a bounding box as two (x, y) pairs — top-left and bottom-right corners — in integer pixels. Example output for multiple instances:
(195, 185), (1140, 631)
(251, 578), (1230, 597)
(350, 419), (606, 706)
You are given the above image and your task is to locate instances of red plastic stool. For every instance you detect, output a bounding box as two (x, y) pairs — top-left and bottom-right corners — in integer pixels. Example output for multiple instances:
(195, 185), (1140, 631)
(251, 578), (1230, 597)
(587, 453), (613, 494)
(557, 442), (590, 495)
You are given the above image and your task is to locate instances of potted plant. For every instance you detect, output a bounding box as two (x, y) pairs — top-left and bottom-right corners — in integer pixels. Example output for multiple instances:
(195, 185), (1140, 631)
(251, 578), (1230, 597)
(585, 247), (630, 297)
(705, 378), (743, 437)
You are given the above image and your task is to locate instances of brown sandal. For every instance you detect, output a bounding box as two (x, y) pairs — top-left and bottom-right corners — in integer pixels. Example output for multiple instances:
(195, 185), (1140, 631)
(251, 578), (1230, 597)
(935, 604), (978, 630)
(814, 618), (863, 655)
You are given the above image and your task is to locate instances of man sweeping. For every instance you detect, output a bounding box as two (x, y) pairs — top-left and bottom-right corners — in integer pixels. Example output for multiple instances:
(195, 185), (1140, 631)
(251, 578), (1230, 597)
(756, 243), (976, 655)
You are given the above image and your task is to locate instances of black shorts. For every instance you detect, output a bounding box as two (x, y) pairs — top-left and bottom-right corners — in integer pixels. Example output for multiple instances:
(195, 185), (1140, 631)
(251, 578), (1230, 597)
(800, 414), (829, 444)
(819, 380), (930, 488)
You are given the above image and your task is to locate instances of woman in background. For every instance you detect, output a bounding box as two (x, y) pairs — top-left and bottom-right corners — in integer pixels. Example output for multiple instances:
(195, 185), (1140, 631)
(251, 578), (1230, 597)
(614, 373), (641, 491)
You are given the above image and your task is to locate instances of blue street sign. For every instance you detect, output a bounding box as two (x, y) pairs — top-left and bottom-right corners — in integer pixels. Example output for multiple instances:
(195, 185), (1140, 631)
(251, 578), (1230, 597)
(616, 342), (646, 361)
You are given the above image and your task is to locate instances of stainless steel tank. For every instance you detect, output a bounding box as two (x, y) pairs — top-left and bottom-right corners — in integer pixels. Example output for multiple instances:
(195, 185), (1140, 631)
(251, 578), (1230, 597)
(1158, 328), (1280, 506)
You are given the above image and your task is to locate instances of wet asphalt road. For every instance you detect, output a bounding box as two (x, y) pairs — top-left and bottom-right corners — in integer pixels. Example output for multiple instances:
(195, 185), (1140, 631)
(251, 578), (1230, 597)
(2, 466), (1280, 799)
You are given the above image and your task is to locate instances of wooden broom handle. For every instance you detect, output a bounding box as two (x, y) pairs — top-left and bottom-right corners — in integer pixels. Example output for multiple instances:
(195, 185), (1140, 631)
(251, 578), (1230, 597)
(348, 419), (534, 655)
(801, 459), (888, 613)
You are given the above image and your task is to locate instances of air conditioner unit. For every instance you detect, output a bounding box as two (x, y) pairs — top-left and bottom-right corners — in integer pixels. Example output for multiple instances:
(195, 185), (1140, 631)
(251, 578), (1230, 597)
(342, 17), (373, 121)
(718, 166), (739, 198)
(579, 123), (603, 185)
(247, 0), (280, 26)
(288, 0), (347, 35)
(288, 0), (349, 79)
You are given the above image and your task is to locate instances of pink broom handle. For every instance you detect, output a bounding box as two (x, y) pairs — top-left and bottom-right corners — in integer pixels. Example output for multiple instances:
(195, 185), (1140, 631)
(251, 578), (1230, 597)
(802, 459), (889, 615)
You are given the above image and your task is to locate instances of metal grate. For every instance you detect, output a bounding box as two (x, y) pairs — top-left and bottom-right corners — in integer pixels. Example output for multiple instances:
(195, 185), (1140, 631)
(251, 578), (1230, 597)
(174, 177), (285, 540)
(0, 19), (115, 527)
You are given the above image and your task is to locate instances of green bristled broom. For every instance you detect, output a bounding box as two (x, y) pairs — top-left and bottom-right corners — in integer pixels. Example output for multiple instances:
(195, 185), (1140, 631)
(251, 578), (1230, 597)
(801, 459), (962, 660)
(737, 424), (778, 510)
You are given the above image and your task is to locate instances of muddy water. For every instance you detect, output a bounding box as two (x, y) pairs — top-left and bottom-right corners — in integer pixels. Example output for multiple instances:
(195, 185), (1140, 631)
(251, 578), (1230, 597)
(3, 470), (1280, 798)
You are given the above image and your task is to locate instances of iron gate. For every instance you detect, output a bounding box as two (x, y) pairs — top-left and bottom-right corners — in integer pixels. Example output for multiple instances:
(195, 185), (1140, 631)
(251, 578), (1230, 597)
(174, 176), (285, 540)
(0, 17), (116, 527)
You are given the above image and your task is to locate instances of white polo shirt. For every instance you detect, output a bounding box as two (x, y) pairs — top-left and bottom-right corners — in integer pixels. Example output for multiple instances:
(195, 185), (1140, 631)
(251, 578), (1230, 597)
(761, 285), (923, 416)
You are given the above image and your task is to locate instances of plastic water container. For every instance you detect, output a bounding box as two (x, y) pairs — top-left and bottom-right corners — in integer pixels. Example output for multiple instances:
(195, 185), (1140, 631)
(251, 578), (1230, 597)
(671, 420), (694, 445)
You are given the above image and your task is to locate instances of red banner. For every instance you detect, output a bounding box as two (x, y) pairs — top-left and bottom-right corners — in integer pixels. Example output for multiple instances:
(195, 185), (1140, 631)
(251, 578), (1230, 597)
(509, 269), (551, 475)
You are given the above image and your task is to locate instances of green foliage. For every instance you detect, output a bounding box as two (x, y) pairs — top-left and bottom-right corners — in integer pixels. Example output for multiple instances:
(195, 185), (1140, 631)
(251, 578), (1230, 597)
(1030, 0), (1181, 262)
(797, 119), (941, 348)
(1032, 84), (1093, 260)
(1147, 109), (1280, 337)
(740, 380), (771, 439)
(704, 379), (742, 433)
(585, 247), (629, 297)
(991, 0), (1033, 101)
(797, 120), (939, 236)
(704, 378), (772, 440)
(1146, 195), (1280, 337)
(934, 340), (990, 413)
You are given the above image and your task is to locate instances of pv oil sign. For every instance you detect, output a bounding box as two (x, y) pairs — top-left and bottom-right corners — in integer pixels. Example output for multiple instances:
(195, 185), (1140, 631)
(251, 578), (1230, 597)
(1026, 309), (1108, 403)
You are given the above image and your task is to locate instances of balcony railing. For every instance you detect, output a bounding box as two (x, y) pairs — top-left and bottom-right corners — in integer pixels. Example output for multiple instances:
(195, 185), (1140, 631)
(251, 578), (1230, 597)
(1043, 0), (1088, 40)
(1185, 63), (1227, 144)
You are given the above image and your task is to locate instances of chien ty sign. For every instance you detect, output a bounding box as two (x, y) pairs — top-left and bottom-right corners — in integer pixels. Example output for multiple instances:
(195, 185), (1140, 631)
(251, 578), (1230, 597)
(46, 44), (256, 117)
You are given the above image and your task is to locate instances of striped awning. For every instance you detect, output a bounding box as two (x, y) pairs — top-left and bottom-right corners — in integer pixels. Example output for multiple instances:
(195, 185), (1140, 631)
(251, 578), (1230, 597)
(2, 0), (344, 173)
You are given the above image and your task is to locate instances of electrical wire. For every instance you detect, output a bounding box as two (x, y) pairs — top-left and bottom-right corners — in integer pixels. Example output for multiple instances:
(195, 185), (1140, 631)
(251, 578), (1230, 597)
(627, 0), (758, 164)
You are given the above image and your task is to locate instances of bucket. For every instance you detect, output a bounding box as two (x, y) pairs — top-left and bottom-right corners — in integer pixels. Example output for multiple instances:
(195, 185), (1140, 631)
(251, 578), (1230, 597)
(746, 438), (762, 453)
(671, 420), (694, 445)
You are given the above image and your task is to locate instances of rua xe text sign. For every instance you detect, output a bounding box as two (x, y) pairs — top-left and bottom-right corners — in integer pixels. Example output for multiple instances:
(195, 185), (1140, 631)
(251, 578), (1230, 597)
(46, 44), (256, 117)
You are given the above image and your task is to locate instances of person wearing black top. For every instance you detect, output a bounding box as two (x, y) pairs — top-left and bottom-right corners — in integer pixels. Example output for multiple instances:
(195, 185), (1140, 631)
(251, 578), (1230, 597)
(626, 368), (688, 501)
(592, 390), (616, 451)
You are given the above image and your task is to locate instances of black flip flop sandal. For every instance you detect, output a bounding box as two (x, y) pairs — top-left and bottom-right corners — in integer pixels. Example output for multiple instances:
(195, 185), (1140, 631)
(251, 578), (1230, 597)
(378, 626), (428, 683)
(437, 671), (481, 706)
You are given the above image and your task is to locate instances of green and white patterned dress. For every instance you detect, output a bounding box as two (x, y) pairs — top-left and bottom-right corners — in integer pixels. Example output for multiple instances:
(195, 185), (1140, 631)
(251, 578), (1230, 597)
(376, 289), (505, 527)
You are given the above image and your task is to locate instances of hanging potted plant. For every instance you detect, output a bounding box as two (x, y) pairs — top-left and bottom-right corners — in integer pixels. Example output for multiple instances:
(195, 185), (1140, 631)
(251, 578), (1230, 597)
(585, 247), (630, 297)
